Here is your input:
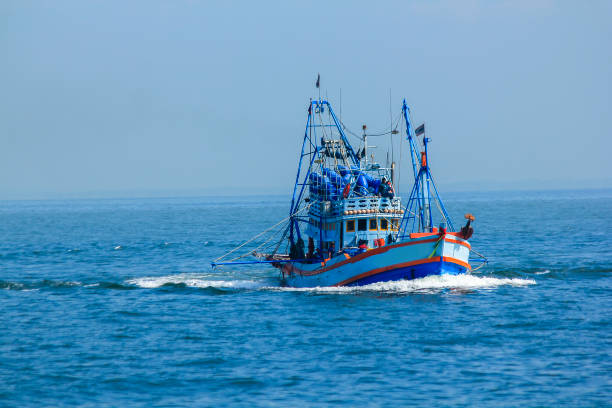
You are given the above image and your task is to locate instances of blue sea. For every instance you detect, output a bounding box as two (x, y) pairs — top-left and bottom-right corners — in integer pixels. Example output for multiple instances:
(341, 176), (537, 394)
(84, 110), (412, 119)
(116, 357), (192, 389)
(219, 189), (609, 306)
(1, 189), (611, 407)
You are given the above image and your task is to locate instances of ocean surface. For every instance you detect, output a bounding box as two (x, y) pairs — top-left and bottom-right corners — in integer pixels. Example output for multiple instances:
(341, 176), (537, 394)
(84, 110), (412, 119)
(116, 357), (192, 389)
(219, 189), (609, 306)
(0, 189), (610, 407)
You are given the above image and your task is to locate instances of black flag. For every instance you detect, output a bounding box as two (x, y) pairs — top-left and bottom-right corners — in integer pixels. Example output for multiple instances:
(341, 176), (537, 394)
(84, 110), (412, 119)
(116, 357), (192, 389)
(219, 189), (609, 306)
(316, 73), (320, 88)
(415, 123), (425, 136)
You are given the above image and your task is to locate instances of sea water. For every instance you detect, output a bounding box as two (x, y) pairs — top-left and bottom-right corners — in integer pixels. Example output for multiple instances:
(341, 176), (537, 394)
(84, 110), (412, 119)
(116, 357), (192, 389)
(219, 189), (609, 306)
(0, 190), (610, 406)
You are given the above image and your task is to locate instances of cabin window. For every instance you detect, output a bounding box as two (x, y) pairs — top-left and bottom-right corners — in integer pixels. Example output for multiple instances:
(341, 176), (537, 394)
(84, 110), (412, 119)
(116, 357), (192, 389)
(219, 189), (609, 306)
(380, 219), (388, 230)
(346, 220), (355, 232)
(357, 219), (367, 231)
(391, 219), (399, 230)
(369, 218), (378, 230)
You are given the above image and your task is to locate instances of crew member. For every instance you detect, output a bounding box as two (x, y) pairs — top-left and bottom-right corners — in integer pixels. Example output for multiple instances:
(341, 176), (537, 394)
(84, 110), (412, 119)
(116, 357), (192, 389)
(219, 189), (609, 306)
(386, 179), (395, 199)
(307, 237), (315, 259)
(328, 242), (336, 259)
(378, 177), (390, 197)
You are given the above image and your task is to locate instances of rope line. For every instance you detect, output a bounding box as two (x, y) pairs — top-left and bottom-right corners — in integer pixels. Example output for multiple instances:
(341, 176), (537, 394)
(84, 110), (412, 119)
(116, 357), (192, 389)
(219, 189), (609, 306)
(213, 203), (312, 262)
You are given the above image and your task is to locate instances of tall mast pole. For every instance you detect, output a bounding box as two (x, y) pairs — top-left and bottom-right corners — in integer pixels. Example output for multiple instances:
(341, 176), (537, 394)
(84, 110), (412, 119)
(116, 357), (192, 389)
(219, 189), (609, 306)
(401, 100), (419, 181)
(422, 135), (433, 231)
(362, 125), (367, 168)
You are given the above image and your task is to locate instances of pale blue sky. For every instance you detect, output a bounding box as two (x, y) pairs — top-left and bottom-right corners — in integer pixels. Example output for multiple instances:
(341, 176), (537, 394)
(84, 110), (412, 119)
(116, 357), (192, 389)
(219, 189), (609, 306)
(1, 1), (611, 199)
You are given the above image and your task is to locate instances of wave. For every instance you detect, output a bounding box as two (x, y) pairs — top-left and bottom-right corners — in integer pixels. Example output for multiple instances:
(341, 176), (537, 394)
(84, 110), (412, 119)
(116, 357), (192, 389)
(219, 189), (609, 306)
(1, 273), (536, 294)
(0, 276), (260, 292)
(125, 274), (266, 290)
(272, 273), (536, 294)
(125, 273), (535, 294)
(0, 279), (83, 291)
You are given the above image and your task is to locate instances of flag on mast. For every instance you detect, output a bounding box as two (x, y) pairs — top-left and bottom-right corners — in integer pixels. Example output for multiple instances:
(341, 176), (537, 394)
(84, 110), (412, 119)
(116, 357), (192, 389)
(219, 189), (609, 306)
(315, 73), (320, 88)
(415, 123), (425, 136)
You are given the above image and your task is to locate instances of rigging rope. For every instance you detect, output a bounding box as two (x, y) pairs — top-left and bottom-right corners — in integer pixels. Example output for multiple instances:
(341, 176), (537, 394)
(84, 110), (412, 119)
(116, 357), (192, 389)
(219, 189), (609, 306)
(213, 203), (312, 262)
(338, 112), (403, 140)
(228, 223), (289, 262)
(270, 223), (291, 257)
(470, 248), (488, 262)
(468, 247), (488, 273)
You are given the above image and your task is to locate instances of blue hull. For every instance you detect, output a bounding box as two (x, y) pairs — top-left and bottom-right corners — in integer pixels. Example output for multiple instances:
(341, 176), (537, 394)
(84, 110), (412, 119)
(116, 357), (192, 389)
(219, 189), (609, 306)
(348, 259), (467, 286)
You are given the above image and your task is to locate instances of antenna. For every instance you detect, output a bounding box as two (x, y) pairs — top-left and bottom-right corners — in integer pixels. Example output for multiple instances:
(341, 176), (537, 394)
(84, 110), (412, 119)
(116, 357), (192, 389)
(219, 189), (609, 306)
(339, 88), (342, 122)
(362, 124), (367, 168)
(389, 89), (393, 162)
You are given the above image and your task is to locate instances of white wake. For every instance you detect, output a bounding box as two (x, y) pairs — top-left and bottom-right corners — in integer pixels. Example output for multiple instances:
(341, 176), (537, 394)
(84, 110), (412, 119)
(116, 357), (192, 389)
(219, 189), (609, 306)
(125, 274), (265, 290)
(126, 273), (535, 293)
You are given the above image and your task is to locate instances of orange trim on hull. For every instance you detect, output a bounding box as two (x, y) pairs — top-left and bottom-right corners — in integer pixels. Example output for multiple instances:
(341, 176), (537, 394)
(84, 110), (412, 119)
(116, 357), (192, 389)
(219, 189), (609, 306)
(409, 232), (438, 239)
(442, 256), (471, 270)
(333, 256), (471, 287)
(410, 231), (471, 240)
(444, 238), (471, 250)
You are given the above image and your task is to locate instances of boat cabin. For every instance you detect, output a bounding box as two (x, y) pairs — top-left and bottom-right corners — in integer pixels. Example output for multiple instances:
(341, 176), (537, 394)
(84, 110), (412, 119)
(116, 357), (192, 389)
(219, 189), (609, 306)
(306, 195), (403, 256)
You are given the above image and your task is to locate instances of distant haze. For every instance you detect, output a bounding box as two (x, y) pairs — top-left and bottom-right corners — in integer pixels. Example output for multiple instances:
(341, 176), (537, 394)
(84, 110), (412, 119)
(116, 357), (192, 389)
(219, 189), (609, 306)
(1, 1), (611, 199)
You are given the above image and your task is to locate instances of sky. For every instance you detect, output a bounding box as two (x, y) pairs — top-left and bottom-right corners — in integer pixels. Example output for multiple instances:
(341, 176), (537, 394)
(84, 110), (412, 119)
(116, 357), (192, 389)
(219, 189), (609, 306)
(1, 0), (611, 199)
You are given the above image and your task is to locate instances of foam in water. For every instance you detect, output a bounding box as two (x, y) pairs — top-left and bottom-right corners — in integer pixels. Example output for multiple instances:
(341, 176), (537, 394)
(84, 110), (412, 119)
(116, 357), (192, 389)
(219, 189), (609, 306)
(1, 280), (83, 291)
(126, 274), (265, 290)
(126, 273), (535, 293)
(272, 274), (535, 294)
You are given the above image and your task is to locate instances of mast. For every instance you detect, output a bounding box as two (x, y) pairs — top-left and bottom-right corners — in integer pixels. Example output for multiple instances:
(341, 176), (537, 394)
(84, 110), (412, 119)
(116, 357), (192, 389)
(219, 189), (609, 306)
(421, 135), (432, 231)
(401, 100), (420, 181)
(288, 103), (313, 245)
(398, 101), (455, 237)
(287, 98), (362, 251)
(362, 125), (367, 168)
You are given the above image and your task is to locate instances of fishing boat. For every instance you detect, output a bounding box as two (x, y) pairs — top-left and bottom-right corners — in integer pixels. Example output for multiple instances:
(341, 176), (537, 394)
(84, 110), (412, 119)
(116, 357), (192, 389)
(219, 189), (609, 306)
(212, 87), (485, 287)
